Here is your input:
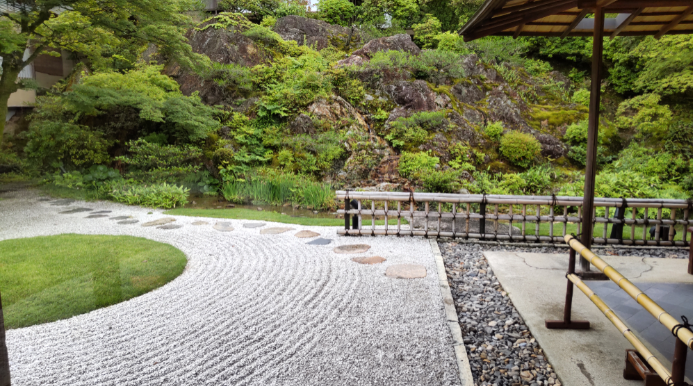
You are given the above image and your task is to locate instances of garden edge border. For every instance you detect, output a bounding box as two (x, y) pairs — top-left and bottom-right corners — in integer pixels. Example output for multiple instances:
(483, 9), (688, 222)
(430, 239), (475, 386)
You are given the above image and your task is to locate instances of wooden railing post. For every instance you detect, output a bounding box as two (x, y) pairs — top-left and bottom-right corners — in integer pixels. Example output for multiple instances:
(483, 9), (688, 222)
(0, 291), (11, 386)
(688, 227), (693, 275)
(546, 246), (590, 330)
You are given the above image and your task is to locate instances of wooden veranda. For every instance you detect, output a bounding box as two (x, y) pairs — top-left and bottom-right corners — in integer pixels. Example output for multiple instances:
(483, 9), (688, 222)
(458, 0), (693, 271)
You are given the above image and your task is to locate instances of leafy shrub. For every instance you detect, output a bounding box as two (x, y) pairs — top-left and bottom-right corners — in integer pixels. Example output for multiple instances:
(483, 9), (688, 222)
(385, 111), (446, 150)
(484, 121), (504, 142)
(499, 131), (541, 168)
(82, 165), (122, 188)
(218, 0), (280, 17)
(328, 68), (365, 105)
(260, 15), (277, 27)
(524, 59), (553, 77)
(421, 169), (461, 193)
(571, 88), (590, 107)
(206, 62), (253, 99)
(105, 180), (189, 209)
(616, 93), (672, 140)
(116, 139), (203, 183)
(274, 0), (308, 17)
(563, 120), (614, 167)
(412, 14), (442, 49)
(318, 0), (357, 26)
(398, 151), (438, 179)
(447, 143), (475, 171)
(409, 50), (465, 86)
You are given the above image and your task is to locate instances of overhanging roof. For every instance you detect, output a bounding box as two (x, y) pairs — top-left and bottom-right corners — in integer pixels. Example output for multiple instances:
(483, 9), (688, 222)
(459, 0), (693, 41)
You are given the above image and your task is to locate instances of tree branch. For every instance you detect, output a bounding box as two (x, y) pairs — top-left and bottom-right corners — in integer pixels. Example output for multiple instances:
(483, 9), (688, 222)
(20, 43), (47, 68)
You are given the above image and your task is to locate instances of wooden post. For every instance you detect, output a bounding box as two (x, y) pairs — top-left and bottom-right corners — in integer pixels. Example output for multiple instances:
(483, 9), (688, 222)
(671, 338), (688, 385)
(546, 248), (590, 329)
(580, 6), (605, 271)
(688, 227), (693, 275)
(0, 292), (10, 386)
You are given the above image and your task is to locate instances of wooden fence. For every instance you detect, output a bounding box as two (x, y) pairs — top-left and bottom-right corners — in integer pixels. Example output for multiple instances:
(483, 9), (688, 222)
(336, 191), (693, 247)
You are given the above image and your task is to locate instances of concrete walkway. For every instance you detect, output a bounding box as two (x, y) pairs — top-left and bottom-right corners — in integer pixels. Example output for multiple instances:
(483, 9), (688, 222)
(0, 190), (462, 386)
(484, 251), (692, 386)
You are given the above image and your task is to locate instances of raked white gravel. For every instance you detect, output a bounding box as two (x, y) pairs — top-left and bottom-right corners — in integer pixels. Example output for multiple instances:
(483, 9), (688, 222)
(0, 189), (461, 386)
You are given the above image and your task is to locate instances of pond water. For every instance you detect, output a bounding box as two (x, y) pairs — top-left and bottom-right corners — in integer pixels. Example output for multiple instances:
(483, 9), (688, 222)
(185, 194), (339, 219)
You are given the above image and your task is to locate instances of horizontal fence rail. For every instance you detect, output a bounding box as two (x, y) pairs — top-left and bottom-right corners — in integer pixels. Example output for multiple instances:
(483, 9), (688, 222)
(336, 191), (693, 247)
(547, 236), (692, 386)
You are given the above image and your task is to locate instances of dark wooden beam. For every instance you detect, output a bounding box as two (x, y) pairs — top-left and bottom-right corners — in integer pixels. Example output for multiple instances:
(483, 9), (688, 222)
(611, 8), (642, 38)
(561, 9), (590, 38)
(513, 0), (538, 39)
(490, 29), (693, 37)
(603, 0), (693, 9)
(581, 5), (605, 258)
(468, 0), (577, 39)
(485, 0), (573, 27)
(655, 5), (693, 39)
(492, 0), (568, 18)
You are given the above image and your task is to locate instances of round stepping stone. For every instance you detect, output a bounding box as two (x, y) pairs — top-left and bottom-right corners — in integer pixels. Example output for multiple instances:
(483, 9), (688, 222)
(118, 220), (139, 225)
(260, 227), (294, 235)
(385, 264), (427, 279)
(213, 222), (234, 232)
(157, 224), (183, 230)
(307, 238), (332, 245)
(86, 214), (108, 218)
(59, 208), (93, 214)
(38, 198), (52, 202)
(192, 221), (209, 226)
(333, 244), (371, 254)
(295, 230), (320, 238)
(142, 218), (176, 227)
(352, 256), (386, 265)
(110, 216), (131, 220)
(243, 223), (265, 228)
(91, 210), (112, 214)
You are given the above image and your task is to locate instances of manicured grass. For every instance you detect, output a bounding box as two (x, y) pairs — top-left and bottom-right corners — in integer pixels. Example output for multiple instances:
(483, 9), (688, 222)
(0, 234), (187, 329)
(165, 208), (407, 227)
(39, 184), (105, 202)
(502, 221), (687, 241)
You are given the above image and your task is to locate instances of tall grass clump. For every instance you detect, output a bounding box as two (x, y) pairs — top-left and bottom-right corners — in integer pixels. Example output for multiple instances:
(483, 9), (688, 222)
(221, 170), (336, 210)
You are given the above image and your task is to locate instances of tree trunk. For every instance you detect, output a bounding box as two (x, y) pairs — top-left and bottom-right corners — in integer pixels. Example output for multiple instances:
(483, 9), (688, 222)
(0, 292), (10, 386)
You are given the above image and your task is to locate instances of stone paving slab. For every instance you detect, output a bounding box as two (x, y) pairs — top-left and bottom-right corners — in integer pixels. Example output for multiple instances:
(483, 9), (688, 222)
(0, 190), (462, 386)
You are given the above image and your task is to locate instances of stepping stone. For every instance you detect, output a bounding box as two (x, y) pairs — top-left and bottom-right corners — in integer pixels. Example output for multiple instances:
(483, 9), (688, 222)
(213, 222), (234, 232)
(192, 221), (209, 225)
(51, 199), (75, 206)
(110, 216), (131, 220)
(59, 208), (93, 214)
(37, 198), (52, 202)
(307, 238), (332, 245)
(352, 256), (386, 265)
(333, 244), (371, 254)
(243, 223), (265, 228)
(142, 218), (176, 227)
(86, 214), (108, 218)
(118, 220), (139, 225)
(385, 264), (427, 279)
(260, 227), (294, 235)
(295, 230), (320, 238)
(91, 210), (112, 214)
(157, 224), (183, 230)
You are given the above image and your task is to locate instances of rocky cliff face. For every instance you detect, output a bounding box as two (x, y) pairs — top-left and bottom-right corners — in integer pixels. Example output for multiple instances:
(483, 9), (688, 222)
(167, 17), (582, 190)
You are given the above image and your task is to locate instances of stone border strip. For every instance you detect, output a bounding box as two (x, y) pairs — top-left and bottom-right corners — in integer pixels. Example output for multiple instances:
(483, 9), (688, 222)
(430, 239), (475, 386)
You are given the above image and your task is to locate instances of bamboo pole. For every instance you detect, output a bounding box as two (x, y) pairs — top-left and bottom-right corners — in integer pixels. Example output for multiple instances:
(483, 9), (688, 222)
(565, 235), (693, 350)
(567, 274), (674, 384)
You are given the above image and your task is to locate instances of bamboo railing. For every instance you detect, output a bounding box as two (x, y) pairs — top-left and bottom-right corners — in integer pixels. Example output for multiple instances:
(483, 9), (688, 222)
(336, 191), (693, 246)
(548, 236), (692, 385)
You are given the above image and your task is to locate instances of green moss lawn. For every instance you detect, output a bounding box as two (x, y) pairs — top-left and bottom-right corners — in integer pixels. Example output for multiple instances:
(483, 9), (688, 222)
(0, 234), (187, 329)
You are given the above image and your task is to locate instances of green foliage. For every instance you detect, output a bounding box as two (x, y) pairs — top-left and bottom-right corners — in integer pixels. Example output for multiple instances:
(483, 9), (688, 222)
(385, 111), (446, 150)
(411, 50), (465, 86)
(25, 120), (112, 171)
(563, 120), (614, 167)
(627, 36), (693, 96)
(279, 131), (346, 175)
(361, 0), (419, 27)
(499, 131), (541, 168)
(197, 12), (254, 32)
(328, 68), (366, 105)
(571, 88), (590, 107)
(82, 165), (122, 188)
(484, 121), (504, 142)
(104, 180), (190, 208)
(527, 37), (592, 63)
(221, 170), (336, 209)
(412, 14), (442, 49)
(318, 0), (357, 27)
(218, 0), (281, 16)
(274, 0), (309, 17)
(420, 169), (461, 193)
(524, 59), (553, 77)
(115, 139), (203, 183)
(261, 15), (278, 27)
(616, 94), (672, 140)
(398, 151), (439, 179)
(447, 143), (475, 171)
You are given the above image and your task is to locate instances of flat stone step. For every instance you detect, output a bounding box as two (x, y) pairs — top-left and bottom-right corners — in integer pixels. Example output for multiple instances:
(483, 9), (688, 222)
(260, 227), (294, 235)
(334, 244), (371, 254)
(295, 230), (320, 238)
(385, 264), (427, 279)
(142, 218), (176, 227)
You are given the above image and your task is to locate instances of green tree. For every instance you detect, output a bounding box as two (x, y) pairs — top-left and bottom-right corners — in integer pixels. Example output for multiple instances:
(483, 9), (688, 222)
(0, 0), (204, 145)
(412, 14), (441, 49)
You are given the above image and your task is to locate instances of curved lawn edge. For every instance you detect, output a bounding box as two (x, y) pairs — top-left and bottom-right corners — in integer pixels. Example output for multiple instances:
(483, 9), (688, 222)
(0, 234), (187, 329)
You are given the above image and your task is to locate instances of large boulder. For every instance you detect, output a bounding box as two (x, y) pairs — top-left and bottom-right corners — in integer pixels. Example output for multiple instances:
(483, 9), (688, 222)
(451, 82), (486, 104)
(273, 16), (353, 50)
(535, 133), (567, 159)
(485, 88), (531, 131)
(383, 80), (437, 111)
(461, 54), (499, 81)
(351, 34), (421, 59)
(307, 96), (368, 131)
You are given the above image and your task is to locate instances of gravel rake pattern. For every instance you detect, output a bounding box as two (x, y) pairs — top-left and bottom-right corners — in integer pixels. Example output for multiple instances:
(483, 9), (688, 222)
(0, 190), (461, 386)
